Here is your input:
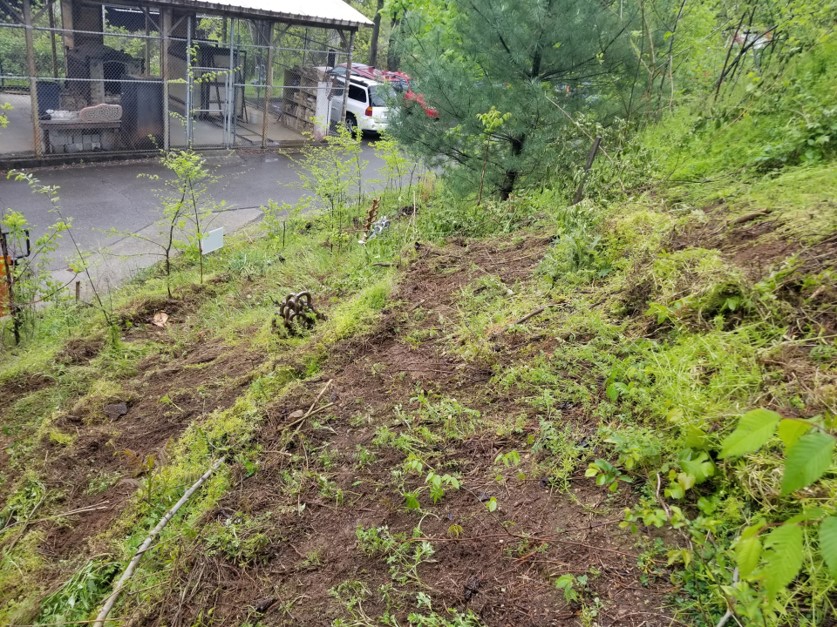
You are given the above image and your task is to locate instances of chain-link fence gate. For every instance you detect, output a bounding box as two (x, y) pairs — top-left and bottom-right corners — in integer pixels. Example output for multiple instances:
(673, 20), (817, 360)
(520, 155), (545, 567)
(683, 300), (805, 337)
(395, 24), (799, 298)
(0, 0), (361, 161)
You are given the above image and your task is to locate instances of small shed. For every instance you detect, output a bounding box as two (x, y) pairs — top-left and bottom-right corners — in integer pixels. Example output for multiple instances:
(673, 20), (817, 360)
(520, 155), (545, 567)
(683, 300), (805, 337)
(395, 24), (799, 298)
(0, 0), (371, 161)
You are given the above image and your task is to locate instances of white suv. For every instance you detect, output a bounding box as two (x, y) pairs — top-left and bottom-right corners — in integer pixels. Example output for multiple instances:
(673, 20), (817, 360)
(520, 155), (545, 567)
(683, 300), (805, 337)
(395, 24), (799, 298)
(328, 71), (391, 136)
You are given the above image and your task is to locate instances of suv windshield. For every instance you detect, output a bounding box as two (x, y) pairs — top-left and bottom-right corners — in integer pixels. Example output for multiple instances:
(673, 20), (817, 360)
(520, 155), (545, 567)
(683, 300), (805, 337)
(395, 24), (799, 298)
(369, 84), (394, 107)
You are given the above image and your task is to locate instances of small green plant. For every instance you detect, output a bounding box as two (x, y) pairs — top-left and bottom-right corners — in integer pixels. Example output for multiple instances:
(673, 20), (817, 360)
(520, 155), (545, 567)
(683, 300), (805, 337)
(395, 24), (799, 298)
(317, 474), (345, 505)
(6, 172), (118, 343)
(532, 419), (588, 491)
(475, 107), (512, 205)
(493, 450), (525, 483)
(412, 392), (482, 440)
(585, 459), (633, 492)
(85, 470), (121, 495)
(205, 512), (273, 566)
(400, 455), (461, 511)
(719, 409), (837, 600)
(300, 549), (323, 569)
(330, 579), (374, 626)
(408, 606), (483, 626)
(553, 572), (602, 625)
(1, 205), (69, 345)
(355, 526), (434, 586)
(38, 560), (119, 625)
(0, 474), (45, 529)
(354, 445), (376, 468)
(287, 125), (368, 250)
(373, 133), (414, 198)
(0, 101), (11, 129)
(554, 573), (587, 603)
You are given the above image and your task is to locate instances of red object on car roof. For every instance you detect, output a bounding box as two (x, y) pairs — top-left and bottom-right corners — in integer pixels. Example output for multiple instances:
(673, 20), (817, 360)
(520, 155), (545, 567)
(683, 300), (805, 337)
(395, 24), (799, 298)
(333, 64), (439, 119)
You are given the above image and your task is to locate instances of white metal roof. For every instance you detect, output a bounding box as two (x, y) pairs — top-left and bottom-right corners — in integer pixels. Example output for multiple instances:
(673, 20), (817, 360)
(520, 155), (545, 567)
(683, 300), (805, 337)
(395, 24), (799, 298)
(151, 0), (373, 29)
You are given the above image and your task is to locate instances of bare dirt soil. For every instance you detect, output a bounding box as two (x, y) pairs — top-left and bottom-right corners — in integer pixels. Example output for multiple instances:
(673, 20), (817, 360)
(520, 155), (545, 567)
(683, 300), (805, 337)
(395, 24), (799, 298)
(139, 237), (675, 626)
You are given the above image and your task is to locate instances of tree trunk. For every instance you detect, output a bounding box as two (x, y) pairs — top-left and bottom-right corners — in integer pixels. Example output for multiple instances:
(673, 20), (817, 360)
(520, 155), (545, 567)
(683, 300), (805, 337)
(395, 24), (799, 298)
(369, 0), (384, 67)
(499, 134), (526, 200)
(386, 13), (402, 71)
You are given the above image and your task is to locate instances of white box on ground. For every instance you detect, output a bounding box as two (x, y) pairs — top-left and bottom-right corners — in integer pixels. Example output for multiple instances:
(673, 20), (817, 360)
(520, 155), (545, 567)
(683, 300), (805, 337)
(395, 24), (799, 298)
(201, 227), (224, 255)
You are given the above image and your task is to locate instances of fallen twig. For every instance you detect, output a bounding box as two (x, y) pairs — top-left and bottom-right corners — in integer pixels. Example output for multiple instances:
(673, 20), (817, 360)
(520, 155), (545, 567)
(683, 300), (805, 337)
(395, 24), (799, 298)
(715, 568), (740, 627)
(4, 495), (44, 552)
(287, 380), (333, 440)
(492, 303), (558, 338)
(93, 457), (227, 627)
(4, 502), (111, 532)
(512, 304), (557, 327)
(731, 209), (771, 225)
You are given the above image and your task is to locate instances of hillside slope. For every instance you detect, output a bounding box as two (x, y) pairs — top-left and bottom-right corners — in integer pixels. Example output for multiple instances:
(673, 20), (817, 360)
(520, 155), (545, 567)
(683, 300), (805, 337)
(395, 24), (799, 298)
(0, 142), (834, 625)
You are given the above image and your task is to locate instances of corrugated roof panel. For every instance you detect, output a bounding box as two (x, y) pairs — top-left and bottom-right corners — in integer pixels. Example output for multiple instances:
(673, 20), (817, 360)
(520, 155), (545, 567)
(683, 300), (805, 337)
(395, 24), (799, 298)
(165, 0), (373, 28)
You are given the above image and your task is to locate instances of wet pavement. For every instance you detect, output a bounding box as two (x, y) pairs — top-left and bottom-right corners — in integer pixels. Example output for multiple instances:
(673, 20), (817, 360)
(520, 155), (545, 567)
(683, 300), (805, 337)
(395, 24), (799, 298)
(0, 144), (393, 296)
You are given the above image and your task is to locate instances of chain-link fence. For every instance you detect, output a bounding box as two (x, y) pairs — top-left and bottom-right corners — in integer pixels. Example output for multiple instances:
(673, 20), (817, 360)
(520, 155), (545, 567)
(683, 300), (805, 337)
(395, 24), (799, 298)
(0, 3), (354, 160)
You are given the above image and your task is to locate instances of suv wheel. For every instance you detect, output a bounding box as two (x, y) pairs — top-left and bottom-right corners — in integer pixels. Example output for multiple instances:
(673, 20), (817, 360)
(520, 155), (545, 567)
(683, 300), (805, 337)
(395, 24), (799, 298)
(345, 114), (358, 137)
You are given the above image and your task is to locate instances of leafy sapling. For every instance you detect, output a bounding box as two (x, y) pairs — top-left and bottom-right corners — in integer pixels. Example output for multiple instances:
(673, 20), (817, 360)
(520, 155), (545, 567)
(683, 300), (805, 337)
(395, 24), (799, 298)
(720, 409), (837, 603)
(1, 209), (68, 344)
(476, 107), (512, 206)
(5, 172), (118, 344)
(129, 150), (221, 296)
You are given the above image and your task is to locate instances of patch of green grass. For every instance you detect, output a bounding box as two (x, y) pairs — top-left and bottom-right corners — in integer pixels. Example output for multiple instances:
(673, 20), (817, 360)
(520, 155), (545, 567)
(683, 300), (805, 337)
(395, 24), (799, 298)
(448, 274), (535, 362)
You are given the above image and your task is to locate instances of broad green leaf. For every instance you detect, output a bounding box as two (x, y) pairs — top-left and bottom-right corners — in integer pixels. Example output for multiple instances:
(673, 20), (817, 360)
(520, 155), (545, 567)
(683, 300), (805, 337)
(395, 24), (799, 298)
(781, 432), (835, 495)
(680, 453), (715, 484)
(665, 483), (685, 500)
(761, 523), (803, 599)
(682, 424), (708, 450)
(819, 517), (837, 580)
(735, 535), (762, 579)
(404, 492), (420, 511)
(787, 507), (825, 524)
(741, 520), (767, 539)
(720, 409), (782, 459)
(778, 419), (812, 449)
(677, 472), (696, 491)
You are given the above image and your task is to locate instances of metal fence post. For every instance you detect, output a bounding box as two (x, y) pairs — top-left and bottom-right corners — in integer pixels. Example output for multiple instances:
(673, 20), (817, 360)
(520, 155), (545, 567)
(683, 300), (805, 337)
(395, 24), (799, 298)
(161, 8), (171, 151)
(260, 22), (275, 148)
(23, 0), (43, 157)
(225, 17), (236, 148)
(186, 16), (193, 147)
(340, 30), (355, 130)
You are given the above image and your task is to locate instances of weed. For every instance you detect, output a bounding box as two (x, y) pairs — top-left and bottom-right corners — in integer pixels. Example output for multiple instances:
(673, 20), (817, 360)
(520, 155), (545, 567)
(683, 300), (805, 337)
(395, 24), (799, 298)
(317, 474), (345, 505)
(85, 470), (122, 496)
(0, 473), (45, 528)
(204, 512), (273, 566)
(299, 549), (323, 569)
(584, 459), (633, 493)
(356, 526), (435, 586)
(412, 392), (482, 441)
(531, 418), (590, 492)
(408, 608), (483, 626)
(38, 560), (119, 625)
(354, 445), (377, 469)
(330, 579), (375, 626)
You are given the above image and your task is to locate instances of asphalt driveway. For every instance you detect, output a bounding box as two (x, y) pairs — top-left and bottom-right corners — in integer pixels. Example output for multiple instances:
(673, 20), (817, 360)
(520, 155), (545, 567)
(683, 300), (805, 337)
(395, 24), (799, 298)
(0, 144), (393, 295)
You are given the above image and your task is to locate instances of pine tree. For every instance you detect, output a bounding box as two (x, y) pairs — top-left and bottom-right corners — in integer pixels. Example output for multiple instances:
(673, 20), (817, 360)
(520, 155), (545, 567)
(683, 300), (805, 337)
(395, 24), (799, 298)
(389, 0), (641, 198)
